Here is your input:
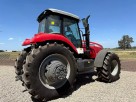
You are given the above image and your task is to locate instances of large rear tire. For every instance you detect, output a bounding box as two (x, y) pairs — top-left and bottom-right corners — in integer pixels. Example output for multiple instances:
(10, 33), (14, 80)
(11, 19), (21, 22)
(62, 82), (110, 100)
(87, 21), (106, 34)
(22, 43), (77, 101)
(97, 53), (121, 83)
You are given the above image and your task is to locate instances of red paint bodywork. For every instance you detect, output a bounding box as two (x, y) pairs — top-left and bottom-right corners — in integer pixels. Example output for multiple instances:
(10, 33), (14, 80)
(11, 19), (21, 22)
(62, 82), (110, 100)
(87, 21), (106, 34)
(22, 32), (103, 58)
(82, 41), (103, 58)
(22, 39), (31, 46)
(22, 32), (78, 53)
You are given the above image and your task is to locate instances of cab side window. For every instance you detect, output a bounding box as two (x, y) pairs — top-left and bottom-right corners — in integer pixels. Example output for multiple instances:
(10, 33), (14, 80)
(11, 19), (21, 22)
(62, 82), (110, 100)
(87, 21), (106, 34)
(63, 18), (81, 47)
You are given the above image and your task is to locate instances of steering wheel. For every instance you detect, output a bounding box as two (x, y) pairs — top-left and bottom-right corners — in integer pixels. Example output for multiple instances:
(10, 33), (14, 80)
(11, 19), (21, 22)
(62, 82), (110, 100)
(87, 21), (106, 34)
(66, 34), (78, 46)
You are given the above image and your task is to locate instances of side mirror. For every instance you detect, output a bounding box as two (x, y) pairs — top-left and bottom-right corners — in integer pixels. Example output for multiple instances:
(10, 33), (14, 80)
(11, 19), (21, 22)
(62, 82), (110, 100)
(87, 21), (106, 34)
(82, 18), (88, 28)
(82, 15), (90, 28)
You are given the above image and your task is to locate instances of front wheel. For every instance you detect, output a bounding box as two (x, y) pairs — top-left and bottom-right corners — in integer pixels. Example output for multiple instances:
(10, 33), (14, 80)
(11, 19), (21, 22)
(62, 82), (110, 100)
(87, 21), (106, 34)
(97, 53), (121, 83)
(22, 44), (77, 101)
(15, 47), (31, 81)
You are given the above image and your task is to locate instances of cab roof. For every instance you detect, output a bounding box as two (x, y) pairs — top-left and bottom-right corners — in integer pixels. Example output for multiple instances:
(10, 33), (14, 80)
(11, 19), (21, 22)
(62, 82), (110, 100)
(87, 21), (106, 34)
(37, 8), (80, 22)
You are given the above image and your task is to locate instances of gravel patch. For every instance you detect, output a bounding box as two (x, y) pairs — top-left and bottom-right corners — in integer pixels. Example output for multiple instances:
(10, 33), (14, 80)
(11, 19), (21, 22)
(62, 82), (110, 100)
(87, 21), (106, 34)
(0, 66), (136, 102)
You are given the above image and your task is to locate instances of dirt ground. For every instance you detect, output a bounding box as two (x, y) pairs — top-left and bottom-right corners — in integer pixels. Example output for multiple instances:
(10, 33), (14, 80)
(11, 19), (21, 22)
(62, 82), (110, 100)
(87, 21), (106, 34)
(0, 59), (15, 66)
(0, 59), (136, 102)
(121, 59), (136, 72)
(0, 59), (136, 71)
(0, 66), (136, 102)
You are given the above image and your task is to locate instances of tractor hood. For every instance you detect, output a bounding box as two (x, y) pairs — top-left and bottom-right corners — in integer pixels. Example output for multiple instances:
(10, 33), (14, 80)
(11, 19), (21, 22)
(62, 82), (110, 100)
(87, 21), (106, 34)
(89, 42), (103, 49)
(82, 41), (103, 49)
(82, 40), (103, 58)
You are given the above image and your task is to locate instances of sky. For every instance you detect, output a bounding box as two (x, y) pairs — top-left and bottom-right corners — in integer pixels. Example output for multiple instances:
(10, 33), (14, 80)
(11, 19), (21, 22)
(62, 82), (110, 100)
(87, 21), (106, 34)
(0, 0), (136, 51)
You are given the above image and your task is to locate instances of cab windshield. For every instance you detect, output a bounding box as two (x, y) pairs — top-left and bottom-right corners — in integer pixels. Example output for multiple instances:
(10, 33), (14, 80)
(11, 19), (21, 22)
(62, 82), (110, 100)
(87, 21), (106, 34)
(38, 15), (81, 47)
(38, 15), (61, 33)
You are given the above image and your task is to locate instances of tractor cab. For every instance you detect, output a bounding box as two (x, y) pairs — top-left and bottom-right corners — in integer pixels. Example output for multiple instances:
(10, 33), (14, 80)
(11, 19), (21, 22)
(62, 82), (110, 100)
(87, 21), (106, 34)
(37, 8), (82, 48)
(22, 8), (103, 59)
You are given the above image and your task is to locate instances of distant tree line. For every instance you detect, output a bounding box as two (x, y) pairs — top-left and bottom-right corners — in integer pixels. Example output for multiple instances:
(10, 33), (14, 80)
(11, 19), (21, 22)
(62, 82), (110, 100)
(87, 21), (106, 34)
(118, 35), (134, 50)
(0, 50), (4, 52)
(132, 46), (136, 49)
(0, 50), (18, 52)
(12, 51), (17, 52)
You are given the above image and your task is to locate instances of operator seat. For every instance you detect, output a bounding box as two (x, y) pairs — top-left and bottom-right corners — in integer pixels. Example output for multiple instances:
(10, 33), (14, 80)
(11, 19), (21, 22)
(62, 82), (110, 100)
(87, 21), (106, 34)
(49, 29), (53, 33)
(65, 26), (77, 46)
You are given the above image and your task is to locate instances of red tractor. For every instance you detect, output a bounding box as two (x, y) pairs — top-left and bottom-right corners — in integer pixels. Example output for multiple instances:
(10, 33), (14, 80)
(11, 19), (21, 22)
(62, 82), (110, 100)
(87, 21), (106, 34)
(15, 8), (121, 101)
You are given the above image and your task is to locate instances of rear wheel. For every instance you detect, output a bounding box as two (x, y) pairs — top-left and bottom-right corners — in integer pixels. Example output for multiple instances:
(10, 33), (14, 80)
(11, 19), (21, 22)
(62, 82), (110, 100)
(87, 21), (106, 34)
(97, 53), (121, 82)
(22, 43), (77, 101)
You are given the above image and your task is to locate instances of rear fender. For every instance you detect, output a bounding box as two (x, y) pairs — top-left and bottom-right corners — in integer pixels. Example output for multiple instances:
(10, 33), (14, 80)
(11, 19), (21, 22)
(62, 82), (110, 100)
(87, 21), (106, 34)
(30, 33), (78, 54)
(94, 49), (110, 67)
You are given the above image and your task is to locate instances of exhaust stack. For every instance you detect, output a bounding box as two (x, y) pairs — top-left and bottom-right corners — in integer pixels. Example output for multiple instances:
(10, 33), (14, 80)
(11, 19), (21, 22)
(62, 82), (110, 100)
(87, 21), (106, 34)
(82, 15), (90, 50)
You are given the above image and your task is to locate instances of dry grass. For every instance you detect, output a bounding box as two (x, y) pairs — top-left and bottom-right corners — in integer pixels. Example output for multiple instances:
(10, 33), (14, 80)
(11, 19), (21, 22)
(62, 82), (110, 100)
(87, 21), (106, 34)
(0, 50), (136, 61)
(111, 51), (136, 60)
(0, 52), (20, 60)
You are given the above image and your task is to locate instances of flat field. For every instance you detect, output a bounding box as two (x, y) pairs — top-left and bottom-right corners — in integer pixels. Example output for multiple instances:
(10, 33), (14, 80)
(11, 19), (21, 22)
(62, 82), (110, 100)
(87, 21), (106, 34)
(1, 49), (136, 60)
(0, 50), (136, 66)
(112, 50), (136, 59)
(0, 52), (19, 66)
(0, 52), (19, 60)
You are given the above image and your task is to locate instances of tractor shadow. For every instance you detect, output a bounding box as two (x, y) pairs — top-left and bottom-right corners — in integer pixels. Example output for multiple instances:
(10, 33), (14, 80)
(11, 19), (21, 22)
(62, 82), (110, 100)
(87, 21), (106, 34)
(73, 73), (96, 91)
(61, 72), (97, 99)
(32, 73), (97, 102)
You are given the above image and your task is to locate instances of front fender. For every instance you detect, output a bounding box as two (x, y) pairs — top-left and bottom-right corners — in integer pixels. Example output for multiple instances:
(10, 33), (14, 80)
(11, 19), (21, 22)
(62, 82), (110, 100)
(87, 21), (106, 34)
(22, 39), (31, 46)
(94, 49), (109, 67)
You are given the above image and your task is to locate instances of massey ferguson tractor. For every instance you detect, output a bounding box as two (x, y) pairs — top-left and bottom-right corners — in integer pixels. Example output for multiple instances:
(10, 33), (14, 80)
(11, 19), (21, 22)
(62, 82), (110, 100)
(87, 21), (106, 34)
(15, 8), (121, 101)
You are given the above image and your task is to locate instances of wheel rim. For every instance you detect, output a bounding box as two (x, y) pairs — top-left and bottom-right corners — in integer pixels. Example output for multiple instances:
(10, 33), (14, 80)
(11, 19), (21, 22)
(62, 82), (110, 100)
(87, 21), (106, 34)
(39, 54), (70, 89)
(111, 60), (119, 76)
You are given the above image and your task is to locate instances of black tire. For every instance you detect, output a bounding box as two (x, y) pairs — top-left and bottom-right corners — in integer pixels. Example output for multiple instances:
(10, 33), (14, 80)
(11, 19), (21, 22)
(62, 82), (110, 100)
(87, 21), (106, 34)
(15, 47), (31, 81)
(22, 43), (77, 101)
(97, 53), (121, 83)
